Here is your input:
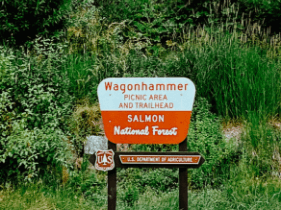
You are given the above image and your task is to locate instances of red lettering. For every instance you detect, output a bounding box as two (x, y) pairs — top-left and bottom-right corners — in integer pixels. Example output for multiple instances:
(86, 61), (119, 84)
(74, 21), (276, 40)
(105, 82), (112, 90)
(149, 84), (154, 91)
(128, 84), (133, 90)
(113, 84), (119, 91)
(178, 84), (183, 90)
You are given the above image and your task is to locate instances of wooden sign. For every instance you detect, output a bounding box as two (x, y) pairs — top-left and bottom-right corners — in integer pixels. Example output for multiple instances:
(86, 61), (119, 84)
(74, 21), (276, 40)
(93, 77), (203, 210)
(119, 155), (201, 164)
(90, 151), (204, 169)
(89, 142), (205, 210)
(97, 78), (196, 144)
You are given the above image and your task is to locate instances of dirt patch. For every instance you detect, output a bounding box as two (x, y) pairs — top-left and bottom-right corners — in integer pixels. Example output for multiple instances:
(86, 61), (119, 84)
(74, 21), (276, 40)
(223, 125), (243, 142)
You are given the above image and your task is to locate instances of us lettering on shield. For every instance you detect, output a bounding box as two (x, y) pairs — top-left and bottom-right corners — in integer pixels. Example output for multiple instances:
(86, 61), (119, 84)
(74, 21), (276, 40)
(95, 150), (115, 171)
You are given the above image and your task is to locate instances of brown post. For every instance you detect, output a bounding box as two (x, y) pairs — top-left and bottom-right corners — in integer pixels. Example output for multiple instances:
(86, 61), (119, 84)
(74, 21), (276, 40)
(88, 140), (204, 210)
(108, 141), (116, 210)
(179, 137), (188, 210)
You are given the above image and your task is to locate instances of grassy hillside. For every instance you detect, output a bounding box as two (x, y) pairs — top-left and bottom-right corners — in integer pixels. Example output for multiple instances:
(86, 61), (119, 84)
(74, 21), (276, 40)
(1, 0), (281, 209)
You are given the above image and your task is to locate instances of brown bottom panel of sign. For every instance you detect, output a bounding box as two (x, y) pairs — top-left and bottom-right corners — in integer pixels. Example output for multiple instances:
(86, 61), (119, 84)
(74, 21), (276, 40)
(89, 152), (205, 169)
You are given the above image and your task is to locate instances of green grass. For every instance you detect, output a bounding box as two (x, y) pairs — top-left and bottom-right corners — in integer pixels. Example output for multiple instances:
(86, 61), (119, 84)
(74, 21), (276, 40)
(0, 184), (96, 210)
(61, 53), (98, 103)
(1, 177), (281, 210)
(62, 29), (281, 119)
(164, 32), (281, 119)
(2, 1), (281, 209)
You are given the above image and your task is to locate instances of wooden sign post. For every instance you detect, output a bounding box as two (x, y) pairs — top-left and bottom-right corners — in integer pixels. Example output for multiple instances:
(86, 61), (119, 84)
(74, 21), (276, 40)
(90, 77), (205, 210)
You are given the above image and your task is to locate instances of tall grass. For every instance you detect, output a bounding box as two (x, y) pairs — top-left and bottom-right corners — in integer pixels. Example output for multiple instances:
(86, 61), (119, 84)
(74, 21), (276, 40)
(164, 32), (281, 119)
(2, 1), (281, 208)
(1, 178), (281, 210)
(58, 0), (281, 120)
(239, 111), (281, 178)
(61, 33), (281, 120)
(62, 53), (98, 103)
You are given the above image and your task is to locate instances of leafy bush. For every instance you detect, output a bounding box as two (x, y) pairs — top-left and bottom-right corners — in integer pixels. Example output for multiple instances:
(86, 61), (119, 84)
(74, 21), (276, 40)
(96, 0), (216, 44)
(118, 167), (178, 195)
(94, 0), (281, 49)
(120, 184), (139, 207)
(0, 123), (71, 182)
(238, 0), (281, 35)
(0, 88), (72, 182)
(0, 38), (74, 182)
(68, 102), (103, 157)
(67, 159), (106, 194)
(0, 0), (73, 46)
(187, 97), (241, 188)
(138, 168), (178, 192)
(66, 3), (107, 54)
(0, 90), (14, 138)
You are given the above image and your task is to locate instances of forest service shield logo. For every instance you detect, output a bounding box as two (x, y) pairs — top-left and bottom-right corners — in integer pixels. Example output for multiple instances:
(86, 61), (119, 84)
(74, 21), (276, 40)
(95, 150), (115, 171)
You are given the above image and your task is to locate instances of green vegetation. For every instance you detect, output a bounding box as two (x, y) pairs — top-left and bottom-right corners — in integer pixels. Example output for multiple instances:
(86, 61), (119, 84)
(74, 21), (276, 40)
(0, 0), (73, 46)
(1, 0), (281, 209)
(1, 173), (281, 209)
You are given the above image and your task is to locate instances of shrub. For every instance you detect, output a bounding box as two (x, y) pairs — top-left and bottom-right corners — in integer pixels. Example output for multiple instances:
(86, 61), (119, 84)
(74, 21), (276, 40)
(68, 102), (103, 157)
(187, 97), (241, 188)
(95, 0), (281, 49)
(96, 0), (213, 45)
(0, 123), (71, 182)
(120, 184), (139, 207)
(66, 159), (107, 196)
(0, 38), (74, 182)
(0, 0), (73, 46)
(238, 0), (281, 35)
